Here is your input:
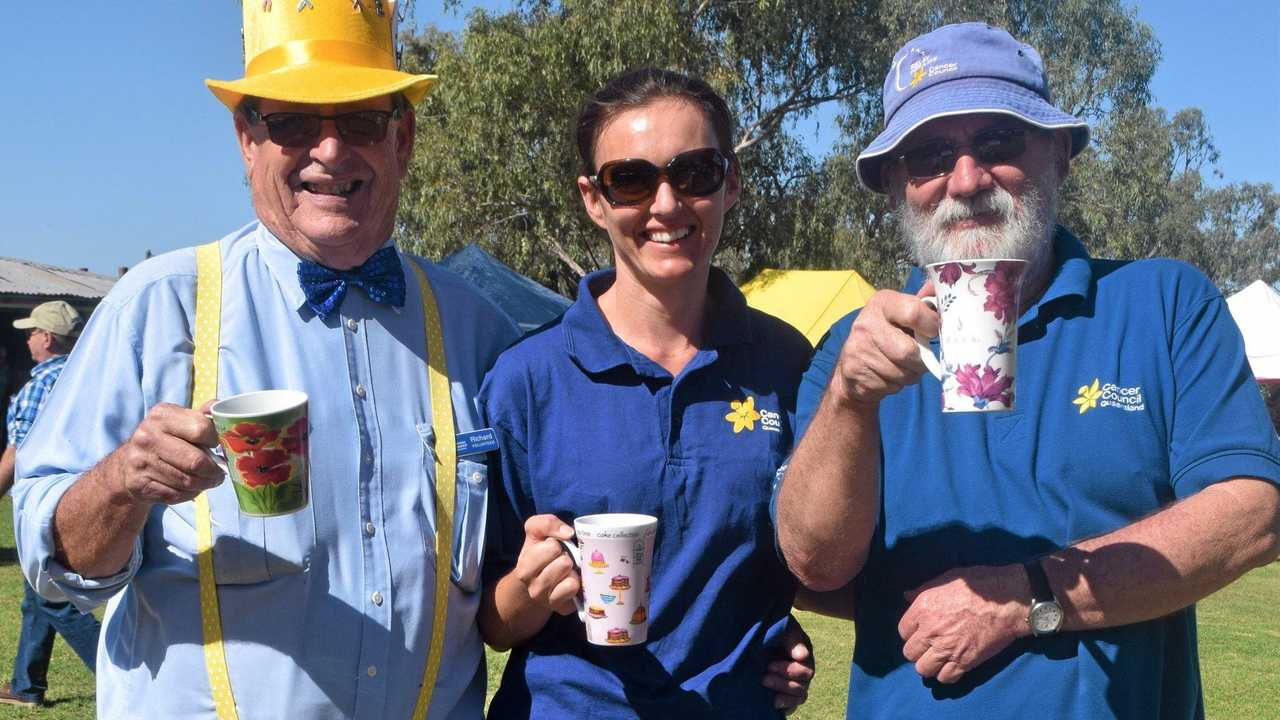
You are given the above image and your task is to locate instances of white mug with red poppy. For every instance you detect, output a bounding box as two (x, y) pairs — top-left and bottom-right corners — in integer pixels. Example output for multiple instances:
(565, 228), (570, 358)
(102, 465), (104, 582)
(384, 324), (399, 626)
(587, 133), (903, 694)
(556, 513), (657, 647)
(209, 390), (310, 516)
(915, 259), (1028, 412)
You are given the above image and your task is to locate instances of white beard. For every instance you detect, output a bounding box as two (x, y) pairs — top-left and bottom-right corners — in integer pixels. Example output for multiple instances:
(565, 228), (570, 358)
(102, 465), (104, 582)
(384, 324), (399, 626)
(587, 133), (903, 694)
(897, 167), (1060, 270)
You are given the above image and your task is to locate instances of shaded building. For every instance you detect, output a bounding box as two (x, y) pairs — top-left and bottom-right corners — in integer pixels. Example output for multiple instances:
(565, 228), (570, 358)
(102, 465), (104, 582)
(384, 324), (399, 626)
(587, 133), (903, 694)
(1, 258), (116, 447)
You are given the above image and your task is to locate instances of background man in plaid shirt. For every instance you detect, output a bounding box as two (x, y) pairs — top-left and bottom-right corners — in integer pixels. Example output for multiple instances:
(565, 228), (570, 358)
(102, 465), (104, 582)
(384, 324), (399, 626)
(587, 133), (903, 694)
(0, 300), (101, 707)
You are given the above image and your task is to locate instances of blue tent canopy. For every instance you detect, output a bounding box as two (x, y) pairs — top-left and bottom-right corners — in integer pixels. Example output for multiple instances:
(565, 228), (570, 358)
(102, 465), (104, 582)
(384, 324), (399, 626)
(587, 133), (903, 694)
(440, 244), (571, 334)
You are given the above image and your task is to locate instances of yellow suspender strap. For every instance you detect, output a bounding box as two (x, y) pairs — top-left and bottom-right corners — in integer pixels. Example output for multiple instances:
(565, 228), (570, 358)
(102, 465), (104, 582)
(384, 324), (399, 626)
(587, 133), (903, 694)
(191, 244), (454, 719)
(192, 241), (239, 720)
(409, 259), (456, 719)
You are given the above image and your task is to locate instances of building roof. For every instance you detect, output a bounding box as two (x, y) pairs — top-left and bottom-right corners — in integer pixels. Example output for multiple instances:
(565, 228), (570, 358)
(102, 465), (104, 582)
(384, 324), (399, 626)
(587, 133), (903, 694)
(0, 257), (116, 300)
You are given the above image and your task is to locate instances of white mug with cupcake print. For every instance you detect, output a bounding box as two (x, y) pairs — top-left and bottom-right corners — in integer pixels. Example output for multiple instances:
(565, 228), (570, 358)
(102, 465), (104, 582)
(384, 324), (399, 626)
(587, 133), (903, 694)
(558, 513), (657, 646)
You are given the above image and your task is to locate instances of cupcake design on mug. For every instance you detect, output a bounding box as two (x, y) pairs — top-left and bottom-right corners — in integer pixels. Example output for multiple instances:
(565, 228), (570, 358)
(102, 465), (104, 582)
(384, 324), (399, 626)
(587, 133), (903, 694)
(606, 628), (631, 644)
(609, 575), (631, 591)
(587, 605), (606, 619)
(630, 606), (647, 625)
(589, 549), (608, 572)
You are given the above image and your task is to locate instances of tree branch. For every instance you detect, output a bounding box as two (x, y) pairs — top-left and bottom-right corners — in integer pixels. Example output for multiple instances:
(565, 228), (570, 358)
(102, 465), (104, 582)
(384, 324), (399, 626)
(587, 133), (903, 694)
(545, 235), (586, 277)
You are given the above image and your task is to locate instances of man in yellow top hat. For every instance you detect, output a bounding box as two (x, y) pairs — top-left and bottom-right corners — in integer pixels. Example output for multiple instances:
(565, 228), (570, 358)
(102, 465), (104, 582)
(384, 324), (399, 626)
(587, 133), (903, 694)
(11, 3), (521, 717)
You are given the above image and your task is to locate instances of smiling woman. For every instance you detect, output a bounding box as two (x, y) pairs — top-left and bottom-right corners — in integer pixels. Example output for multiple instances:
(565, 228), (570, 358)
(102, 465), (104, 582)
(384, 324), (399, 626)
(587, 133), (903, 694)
(476, 67), (817, 718)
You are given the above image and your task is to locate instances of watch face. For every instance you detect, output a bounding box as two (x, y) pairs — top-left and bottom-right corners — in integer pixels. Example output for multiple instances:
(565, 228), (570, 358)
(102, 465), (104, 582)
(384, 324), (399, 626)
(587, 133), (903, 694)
(1030, 602), (1063, 634)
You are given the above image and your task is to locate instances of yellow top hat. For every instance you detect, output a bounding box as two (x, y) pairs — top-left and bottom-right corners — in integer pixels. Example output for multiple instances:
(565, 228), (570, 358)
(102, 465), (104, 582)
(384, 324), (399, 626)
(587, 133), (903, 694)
(205, 0), (436, 111)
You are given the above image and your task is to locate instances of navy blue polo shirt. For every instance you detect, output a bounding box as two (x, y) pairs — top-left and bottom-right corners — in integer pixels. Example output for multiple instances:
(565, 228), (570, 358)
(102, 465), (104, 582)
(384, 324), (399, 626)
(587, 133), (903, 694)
(481, 267), (812, 719)
(794, 228), (1280, 720)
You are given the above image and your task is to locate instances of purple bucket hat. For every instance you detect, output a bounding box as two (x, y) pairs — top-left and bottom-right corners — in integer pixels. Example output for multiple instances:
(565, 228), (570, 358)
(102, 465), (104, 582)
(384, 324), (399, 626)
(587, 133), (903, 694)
(856, 22), (1089, 194)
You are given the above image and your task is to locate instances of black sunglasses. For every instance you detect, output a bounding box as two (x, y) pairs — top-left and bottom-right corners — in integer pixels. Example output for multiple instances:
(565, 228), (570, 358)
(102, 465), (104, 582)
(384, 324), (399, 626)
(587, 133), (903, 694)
(247, 108), (399, 148)
(894, 127), (1033, 180)
(591, 148), (730, 206)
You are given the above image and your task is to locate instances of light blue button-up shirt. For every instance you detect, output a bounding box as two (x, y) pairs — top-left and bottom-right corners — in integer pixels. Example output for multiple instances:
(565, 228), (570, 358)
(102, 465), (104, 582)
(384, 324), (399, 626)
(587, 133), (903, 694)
(12, 222), (519, 719)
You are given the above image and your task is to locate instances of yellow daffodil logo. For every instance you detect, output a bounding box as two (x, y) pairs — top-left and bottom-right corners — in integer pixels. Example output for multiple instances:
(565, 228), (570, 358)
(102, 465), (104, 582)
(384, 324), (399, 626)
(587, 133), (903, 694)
(725, 396), (761, 433)
(1073, 378), (1103, 414)
(911, 66), (927, 86)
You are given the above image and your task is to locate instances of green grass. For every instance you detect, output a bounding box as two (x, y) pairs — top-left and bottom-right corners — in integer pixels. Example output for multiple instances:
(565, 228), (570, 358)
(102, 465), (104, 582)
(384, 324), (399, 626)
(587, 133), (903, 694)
(0, 497), (96, 717)
(480, 565), (1280, 719)
(2, 494), (1276, 718)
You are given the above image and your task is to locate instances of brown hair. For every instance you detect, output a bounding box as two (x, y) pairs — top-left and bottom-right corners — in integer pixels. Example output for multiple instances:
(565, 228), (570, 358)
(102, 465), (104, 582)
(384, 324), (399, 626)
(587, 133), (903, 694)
(575, 66), (736, 174)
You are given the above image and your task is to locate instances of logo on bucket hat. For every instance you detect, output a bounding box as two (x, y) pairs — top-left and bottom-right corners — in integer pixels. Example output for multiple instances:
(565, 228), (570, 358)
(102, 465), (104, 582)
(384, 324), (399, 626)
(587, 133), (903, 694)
(855, 22), (1090, 194)
(894, 47), (958, 91)
(205, 0), (436, 112)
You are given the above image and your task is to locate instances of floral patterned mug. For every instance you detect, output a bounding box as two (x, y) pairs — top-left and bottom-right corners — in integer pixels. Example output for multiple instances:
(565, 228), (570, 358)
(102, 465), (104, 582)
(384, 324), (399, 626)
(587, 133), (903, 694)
(209, 390), (310, 516)
(557, 513), (657, 647)
(916, 259), (1028, 412)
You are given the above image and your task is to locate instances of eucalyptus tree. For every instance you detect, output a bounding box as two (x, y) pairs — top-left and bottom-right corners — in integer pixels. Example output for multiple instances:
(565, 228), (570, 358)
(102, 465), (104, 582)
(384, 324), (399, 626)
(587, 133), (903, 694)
(396, 0), (1276, 295)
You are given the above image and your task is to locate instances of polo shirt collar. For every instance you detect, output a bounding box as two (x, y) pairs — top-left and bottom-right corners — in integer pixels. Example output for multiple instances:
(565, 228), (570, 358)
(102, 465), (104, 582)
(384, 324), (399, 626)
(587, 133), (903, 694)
(562, 267), (754, 375)
(704, 267), (754, 347)
(1029, 226), (1092, 310)
(252, 222), (400, 315)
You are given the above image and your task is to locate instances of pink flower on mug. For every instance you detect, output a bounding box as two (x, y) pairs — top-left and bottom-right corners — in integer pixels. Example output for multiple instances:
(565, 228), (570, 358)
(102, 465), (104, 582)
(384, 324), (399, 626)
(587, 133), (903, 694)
(982, 262), (1021, 322)
(223, 422), (280, 453)
(954, 363), (1014, 409)
(935, 262), (976, 286)
(281, 418), (308, 454)
(235, 448), (293, 488)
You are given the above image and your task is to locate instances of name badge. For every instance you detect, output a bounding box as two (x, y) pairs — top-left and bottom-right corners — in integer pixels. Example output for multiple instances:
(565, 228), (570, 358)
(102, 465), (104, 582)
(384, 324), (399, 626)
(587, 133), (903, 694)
(455, 428), (499, 456)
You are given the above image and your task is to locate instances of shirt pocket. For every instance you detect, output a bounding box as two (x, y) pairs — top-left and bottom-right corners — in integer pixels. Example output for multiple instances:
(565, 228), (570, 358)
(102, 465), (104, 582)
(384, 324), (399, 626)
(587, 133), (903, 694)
(205, 477), (318, 585)
(416, 423), (489, 593)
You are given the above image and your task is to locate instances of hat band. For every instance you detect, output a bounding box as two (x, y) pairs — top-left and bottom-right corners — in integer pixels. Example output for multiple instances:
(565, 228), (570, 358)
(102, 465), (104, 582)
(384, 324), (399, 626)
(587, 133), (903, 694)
(247, 39), (395, 77)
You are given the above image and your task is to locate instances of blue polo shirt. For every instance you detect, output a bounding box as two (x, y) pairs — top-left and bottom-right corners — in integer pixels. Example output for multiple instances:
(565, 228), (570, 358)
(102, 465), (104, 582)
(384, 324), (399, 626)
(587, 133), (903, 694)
(795, 228), (1280, 720)
(482, 267), (812, 719)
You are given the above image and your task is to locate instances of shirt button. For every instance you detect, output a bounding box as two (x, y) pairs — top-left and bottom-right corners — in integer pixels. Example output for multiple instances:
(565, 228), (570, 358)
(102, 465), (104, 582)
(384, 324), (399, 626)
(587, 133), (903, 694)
(367, 665), (377, 677)
(371, 591), (384, 606)
(355, 384), (366, 398)
(364, 522), (376, 537)
(346, 318), (358, 332)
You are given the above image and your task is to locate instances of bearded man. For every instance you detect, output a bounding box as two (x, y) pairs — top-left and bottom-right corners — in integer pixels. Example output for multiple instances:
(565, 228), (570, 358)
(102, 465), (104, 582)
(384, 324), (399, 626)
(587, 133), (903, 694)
(776, 23), (1280, 719)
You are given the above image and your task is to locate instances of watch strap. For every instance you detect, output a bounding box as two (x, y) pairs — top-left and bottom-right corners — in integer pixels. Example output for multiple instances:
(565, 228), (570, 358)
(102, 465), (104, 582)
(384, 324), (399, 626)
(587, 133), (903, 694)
(1023, 557), (1055, 602)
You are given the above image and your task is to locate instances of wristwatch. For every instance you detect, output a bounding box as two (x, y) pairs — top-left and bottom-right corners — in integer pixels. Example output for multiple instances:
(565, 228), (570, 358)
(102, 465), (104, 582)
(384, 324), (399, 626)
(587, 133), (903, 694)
(1023, 557), (1064, 637)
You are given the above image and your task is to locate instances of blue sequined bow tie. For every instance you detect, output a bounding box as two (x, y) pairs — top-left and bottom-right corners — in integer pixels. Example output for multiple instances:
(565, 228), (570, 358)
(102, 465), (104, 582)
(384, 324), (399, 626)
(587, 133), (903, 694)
(297, 246), (406, 320)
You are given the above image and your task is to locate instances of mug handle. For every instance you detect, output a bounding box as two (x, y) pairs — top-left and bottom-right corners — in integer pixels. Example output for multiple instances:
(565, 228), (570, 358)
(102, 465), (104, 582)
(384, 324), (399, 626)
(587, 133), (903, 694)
(201, 408), (230, 475)
(914, 296), (943, 380)
(206, 445), (229, 474)
(556, 539), (588, 622)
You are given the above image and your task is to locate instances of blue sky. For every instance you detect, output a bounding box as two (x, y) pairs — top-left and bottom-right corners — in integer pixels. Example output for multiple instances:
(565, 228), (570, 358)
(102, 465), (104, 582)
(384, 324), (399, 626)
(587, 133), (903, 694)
(0, 1), (1275, 276)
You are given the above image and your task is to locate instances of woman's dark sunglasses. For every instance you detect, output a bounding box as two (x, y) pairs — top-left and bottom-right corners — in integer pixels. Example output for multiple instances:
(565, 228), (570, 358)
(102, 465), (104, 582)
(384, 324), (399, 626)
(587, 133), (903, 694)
(247, 108), (399, 148)
(894, 127), (1032, 180)
(591, 148), (730, 206)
